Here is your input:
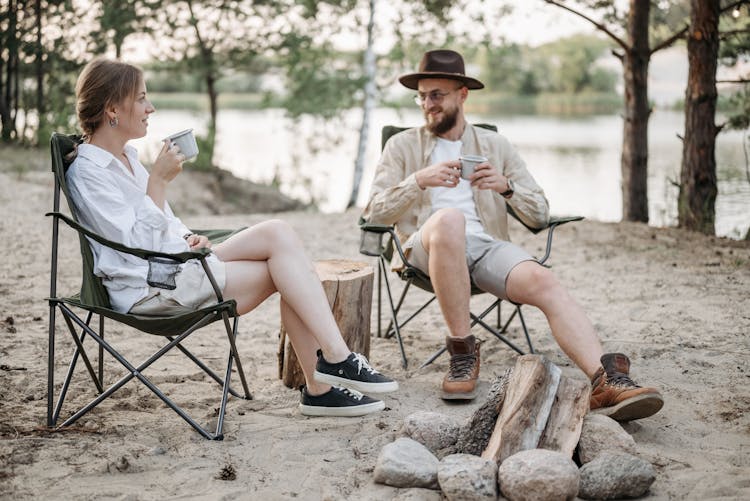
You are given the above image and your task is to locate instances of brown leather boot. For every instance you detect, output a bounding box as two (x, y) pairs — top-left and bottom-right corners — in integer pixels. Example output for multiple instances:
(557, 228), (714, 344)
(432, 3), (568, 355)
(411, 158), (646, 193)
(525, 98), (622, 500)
(590, 353), (664, 421)
(441, 335), (480, 400)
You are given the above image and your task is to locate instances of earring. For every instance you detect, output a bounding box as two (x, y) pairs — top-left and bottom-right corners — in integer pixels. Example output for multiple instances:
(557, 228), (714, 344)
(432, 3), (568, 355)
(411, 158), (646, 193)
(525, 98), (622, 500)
(109, 116), (119, 127)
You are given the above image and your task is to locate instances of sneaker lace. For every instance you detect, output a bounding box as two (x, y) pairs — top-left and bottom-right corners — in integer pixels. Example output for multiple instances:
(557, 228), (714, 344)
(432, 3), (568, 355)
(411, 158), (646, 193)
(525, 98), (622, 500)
(351, 353), (380, 375)
(449, 353), (477, 380)
(337, 386), (364, 401)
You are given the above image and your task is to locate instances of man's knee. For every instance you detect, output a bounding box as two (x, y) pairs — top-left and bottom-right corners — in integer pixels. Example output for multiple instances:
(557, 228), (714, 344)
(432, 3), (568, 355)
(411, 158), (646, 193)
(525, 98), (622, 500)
(425, 209), (465, 251)
(509, 262), (562, 303)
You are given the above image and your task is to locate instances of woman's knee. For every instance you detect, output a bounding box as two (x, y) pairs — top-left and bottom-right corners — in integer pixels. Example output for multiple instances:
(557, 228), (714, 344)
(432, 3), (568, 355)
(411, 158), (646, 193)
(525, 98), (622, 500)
(257, 219), (301, 247)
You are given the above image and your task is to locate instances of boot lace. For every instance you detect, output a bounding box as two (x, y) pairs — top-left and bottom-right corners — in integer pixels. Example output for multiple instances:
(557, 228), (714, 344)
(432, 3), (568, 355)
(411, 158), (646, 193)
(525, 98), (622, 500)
(448, 353), (477, 380)
(607, 371), (641, 389)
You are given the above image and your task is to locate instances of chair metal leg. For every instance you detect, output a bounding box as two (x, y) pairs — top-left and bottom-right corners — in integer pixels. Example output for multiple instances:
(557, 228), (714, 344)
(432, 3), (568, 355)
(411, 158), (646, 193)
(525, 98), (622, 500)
(381, 268), (408, 369)
(419, 345), (447, 369)
(56, 304), (229, 440)
(168, 336), (247, 399)
(471, 313), (525, 355)
(98, 315), (104, 385)
(60, 309), (102, 393)
(377, 258), (384, 338)
(516, 306), (535, 353)
(384, 280), (412, 339)
(221, 312), (252, 399)
(52, 310), (98, 425)
(47, 304), (56, 428)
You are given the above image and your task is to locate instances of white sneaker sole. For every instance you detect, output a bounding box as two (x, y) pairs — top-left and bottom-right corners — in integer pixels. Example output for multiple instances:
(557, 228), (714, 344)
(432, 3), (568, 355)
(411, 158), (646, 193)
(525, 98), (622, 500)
(313, 371), (399, 394)
(299, 400), (385, 417)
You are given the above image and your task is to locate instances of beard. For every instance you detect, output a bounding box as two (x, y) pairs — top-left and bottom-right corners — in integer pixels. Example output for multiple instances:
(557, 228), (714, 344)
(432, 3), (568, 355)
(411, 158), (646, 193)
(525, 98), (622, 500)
(424, 104), (459, 135)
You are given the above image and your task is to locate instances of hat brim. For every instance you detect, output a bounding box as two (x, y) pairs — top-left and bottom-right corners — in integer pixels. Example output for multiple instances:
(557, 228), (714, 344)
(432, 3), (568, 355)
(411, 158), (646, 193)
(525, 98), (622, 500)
(398, 72), (484, 90)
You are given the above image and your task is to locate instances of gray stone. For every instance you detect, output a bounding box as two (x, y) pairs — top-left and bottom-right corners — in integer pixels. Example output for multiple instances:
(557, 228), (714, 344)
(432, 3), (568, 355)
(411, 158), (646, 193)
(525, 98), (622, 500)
(498, 449), (579, 501)
(577, 413), (636, 464)
(374, 437), (440, 489)
(391, 488), (444, 501)
(578, 451), (656, 499)
(438, 453), (498, 501)
(402, 411), (461, 453)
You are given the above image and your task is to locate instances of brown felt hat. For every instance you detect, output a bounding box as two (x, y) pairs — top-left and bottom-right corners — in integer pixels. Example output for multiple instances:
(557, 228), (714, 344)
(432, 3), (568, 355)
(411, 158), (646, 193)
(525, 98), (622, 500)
(399, 49), (484, 90)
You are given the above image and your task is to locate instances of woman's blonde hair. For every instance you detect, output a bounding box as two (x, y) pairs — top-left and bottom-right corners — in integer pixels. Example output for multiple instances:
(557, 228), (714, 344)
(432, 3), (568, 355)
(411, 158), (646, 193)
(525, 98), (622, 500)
(75, 58), (143, 139)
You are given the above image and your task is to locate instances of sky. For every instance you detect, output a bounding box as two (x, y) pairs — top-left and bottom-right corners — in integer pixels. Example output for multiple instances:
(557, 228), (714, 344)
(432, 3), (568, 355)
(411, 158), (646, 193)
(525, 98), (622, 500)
(492, 1), (598, 46)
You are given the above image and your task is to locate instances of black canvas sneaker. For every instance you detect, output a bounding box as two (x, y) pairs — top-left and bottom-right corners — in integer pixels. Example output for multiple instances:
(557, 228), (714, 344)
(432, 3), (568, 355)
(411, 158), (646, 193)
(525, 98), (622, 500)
(298, 386), (385, 417)
(313, 350), (399, 393)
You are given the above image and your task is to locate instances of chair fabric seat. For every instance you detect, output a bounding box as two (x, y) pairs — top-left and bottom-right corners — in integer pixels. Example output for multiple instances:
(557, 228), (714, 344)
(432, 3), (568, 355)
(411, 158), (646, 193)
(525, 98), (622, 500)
(50, 294), (238, 337)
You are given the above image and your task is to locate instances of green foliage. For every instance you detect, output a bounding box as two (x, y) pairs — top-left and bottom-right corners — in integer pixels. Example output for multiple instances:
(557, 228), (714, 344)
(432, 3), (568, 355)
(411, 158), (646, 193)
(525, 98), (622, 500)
(719, 4), (749, 131)
(466, 91), (622, 115)
(1, 0), (84, 144)
(477, 35), (619, 97)
(90, 1), (157, 57)
(275, 34), (364, 118)
(186, 127), (216, 171)
(725, 88), (750, 130)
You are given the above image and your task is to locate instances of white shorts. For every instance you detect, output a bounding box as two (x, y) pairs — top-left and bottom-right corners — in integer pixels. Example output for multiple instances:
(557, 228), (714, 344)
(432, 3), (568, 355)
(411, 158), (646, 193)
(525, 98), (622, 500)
(129, 257), (227, 315)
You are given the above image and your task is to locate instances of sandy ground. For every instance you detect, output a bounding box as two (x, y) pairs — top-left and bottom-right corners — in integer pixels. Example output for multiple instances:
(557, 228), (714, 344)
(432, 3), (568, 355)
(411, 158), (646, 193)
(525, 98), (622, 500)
(0, 165), (749, 500)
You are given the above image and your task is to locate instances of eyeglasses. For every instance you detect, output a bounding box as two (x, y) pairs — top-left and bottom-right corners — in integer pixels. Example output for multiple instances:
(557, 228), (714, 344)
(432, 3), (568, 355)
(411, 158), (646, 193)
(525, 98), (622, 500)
(414, 86), (463, 106)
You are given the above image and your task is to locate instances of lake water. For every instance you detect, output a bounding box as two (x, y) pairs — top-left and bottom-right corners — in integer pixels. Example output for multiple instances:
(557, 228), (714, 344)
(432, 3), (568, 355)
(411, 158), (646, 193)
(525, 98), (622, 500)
(132, 107), (750, 239)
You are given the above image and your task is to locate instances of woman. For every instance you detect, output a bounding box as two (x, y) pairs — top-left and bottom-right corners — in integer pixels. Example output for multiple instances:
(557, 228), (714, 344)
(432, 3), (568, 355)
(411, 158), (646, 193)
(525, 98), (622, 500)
(66, 58), (397, 417)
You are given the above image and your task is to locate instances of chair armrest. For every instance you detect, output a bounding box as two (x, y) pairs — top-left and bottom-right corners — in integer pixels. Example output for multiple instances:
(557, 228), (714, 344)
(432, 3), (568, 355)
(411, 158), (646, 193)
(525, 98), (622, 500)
(506, 204), (584, 234)
(359, 222), (394, 234)
(189, 228), (247, 245)
(549, 215), (585, 226)
(358, 220), (415, 265)
(46, 211), (211, 263)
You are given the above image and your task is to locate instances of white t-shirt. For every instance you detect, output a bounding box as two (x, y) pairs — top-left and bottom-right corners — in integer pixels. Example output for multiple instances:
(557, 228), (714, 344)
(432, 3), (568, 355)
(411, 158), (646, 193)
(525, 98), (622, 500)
(429, 137), (485, 235)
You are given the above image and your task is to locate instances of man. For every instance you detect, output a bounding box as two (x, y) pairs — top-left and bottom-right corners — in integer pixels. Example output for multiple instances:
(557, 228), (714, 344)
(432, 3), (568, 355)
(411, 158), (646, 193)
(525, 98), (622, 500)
(362, 49), (663, 421)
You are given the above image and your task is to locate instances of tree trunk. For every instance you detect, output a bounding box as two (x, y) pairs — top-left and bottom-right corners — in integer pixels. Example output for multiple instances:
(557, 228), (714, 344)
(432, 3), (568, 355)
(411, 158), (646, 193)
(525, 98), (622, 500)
(1, 0), (18, 142)
(186, 0), (218, 168)
(678, 0), (720, 234)
(206, 72), (218, 167)
(34, 0), (44, 143)
(349, 0), (377, 209)
(621, 0), (651, 223)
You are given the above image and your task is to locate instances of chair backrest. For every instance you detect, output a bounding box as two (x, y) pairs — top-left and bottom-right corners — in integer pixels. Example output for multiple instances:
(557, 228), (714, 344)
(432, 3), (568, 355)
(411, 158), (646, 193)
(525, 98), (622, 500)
(50, 132), (111, 308)
(381, 123), (498, 151)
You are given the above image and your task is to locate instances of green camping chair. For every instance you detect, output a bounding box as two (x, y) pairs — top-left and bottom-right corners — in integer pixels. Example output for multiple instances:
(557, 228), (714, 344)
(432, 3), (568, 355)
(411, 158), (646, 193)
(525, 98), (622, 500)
(46, 132), (251, 440)
(359, 124), (583, 369)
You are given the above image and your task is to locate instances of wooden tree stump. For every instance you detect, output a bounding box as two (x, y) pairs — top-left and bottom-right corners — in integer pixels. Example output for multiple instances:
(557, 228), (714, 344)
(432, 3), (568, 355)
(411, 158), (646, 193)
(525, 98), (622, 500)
(277, 259), (374, 389)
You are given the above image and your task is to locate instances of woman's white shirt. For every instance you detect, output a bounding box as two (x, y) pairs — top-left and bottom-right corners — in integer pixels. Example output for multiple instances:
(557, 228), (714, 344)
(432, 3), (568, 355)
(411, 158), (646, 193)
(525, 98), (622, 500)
(66, 143), (195, 313)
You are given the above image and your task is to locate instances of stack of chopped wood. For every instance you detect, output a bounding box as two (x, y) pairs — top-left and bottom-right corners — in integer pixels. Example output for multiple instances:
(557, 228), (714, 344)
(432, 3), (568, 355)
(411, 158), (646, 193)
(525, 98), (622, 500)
(460, 354), (590, 461)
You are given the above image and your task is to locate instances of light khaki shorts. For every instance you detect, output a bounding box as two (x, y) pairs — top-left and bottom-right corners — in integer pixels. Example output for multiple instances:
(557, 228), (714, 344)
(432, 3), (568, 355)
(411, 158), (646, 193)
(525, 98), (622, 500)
(406, 230), (535, 301)
(129, 257), (227, 315)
